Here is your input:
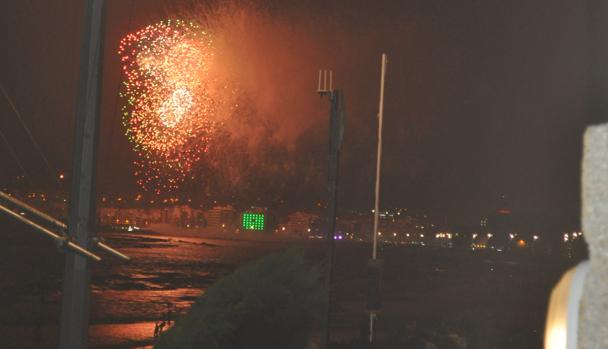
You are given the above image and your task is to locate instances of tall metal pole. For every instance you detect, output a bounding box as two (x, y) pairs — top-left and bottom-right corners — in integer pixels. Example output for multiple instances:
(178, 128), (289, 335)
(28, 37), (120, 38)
(369, 53), (388, 343)
(59, 1), (105, 348)
(323, 89), (344, 349)
(372, 53), (387, 260)
(316, 69), (344, 349)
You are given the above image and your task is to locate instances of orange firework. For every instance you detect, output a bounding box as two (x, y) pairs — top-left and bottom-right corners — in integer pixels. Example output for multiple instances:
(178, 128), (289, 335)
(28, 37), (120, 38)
(118, 20), (217, 193)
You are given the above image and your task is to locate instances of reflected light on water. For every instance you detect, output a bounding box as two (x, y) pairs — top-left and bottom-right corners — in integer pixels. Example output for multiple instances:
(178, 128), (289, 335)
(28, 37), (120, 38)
(90, 321), (159, 348)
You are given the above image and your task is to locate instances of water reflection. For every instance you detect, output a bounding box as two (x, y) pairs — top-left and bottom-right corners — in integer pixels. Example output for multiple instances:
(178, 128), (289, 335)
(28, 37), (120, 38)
(89, 322), (157, 348)
(0, 227), (288, 348)
(88, 230), (287, 347)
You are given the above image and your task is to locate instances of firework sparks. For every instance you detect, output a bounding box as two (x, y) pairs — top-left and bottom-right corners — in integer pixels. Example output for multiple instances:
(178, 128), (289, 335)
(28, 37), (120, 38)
(118, 20), (217, 192)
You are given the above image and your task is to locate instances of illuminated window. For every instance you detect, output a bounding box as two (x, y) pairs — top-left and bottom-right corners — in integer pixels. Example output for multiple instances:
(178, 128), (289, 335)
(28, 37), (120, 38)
(242, 212), (265, 231)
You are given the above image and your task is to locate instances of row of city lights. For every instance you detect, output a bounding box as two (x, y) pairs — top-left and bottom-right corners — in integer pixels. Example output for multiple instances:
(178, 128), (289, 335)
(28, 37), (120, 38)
(378, 231), (425, 238)
(564, 232), (583, 242)
(101, 196), (196, 205)
(21, 192), (67, 203)
(371, 232), (585, 242)
(472, 232), (539, 240)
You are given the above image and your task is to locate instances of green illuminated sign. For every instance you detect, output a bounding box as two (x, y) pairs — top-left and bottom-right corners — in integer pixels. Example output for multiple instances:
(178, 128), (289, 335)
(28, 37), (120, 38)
(242, 212), (265, 231)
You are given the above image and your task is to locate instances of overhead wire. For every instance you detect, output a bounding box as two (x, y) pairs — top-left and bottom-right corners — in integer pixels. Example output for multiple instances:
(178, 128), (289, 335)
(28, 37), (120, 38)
(0, 83), (62, 189)
(0, 127), (34, 187)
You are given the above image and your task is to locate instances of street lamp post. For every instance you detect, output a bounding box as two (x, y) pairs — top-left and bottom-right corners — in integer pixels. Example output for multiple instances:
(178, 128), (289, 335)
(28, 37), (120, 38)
(369, 53), (388, 343)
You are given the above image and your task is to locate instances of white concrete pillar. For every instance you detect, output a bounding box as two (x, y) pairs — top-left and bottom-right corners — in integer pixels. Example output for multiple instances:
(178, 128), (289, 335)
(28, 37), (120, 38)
(579, 124), (608, 348)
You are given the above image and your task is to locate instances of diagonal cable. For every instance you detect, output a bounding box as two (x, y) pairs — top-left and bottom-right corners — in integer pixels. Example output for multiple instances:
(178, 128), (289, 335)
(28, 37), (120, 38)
(0, 83), (62, 189)
(0, 126), (34, 187)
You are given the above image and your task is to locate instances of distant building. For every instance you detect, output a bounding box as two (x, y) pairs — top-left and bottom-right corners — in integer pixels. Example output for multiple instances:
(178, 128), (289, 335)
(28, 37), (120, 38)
(205, 205), (236, 230)
(98, 205), (207, 228)
(283, 212), (319, 237)
(98, 207), (159, 226)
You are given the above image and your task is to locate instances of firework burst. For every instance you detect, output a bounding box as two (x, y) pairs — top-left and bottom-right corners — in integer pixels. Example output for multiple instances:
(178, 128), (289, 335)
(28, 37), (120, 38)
(118, 20), (218, 193)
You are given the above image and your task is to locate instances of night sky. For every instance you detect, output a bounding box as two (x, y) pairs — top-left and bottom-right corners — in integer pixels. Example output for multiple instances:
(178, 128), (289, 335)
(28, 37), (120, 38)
(2, 0), (608, 228)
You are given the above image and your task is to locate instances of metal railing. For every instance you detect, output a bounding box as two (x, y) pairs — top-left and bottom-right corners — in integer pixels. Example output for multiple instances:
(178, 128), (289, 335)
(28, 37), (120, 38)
(0, 191), (129, 261)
